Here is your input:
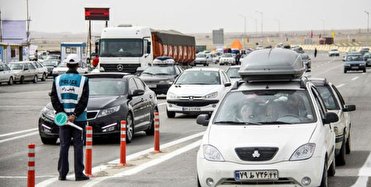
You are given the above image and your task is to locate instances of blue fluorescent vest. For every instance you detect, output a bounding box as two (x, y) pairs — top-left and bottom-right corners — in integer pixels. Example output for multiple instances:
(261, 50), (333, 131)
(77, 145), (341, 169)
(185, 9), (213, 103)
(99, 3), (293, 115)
(55, 73), (88, 121)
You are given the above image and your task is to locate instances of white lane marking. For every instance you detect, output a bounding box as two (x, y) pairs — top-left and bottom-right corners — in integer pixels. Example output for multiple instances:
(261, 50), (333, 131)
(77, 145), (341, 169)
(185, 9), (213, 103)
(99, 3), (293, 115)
(0, 105), (45, 108)
(336, 84), (345, 88)
(351, 76), (359, 81)
(351, 153), (371, 187)
(0, 128), (38, 138)
(0, 175), (55, 179)
(36, 132), (204, 187)
(0, 132), (39, 144)
(158, 102), (166, 106)
(84, 140), (201, 187)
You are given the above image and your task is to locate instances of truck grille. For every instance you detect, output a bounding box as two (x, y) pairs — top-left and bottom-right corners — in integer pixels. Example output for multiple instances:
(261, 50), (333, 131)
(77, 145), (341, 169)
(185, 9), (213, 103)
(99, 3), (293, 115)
(101, 64), (140, 74)
(235, 147), (278, 161)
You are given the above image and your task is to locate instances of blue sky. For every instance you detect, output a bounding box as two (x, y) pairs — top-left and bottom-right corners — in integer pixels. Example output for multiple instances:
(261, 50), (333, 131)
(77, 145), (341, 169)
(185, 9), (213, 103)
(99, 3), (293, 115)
(1, 0), (370, 34)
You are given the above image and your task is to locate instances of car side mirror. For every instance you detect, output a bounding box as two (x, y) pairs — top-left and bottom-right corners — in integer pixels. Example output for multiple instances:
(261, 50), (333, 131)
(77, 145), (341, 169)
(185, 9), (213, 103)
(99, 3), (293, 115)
(136, 67), (144, 75)
(343, 104), (356, 112)
(196, 114), (210, 126)
(224, 82), (231, 87)
(130, 89), (144, 98)
(323, 112), (339, 124)
(24, 67), (29, 71)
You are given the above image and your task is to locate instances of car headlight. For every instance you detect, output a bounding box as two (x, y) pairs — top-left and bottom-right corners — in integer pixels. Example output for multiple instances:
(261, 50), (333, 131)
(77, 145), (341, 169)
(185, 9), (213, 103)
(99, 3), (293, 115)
(41, 106), (56, 120)
(203, 91), (218, 99)
(290, 143), (316, 161)
(167, 92), (179, 100)
(159, 80), (173, 85)
(97, 106), (120, 118)
(203, 144), (224, 162)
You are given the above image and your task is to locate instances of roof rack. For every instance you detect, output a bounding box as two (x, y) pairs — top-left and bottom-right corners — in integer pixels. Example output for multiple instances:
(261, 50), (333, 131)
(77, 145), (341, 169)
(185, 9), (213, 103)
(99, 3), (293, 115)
(239, 48), (305, 82)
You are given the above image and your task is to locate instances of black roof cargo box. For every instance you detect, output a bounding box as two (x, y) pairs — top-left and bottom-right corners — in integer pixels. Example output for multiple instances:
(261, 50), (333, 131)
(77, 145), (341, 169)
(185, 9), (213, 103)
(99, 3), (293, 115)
(239, 48), (305, 81)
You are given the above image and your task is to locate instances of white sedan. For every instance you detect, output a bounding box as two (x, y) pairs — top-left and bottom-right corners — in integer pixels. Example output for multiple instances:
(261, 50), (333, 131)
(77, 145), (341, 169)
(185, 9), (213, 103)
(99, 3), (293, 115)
(219, 53), (236, 65)
(166, 68), (231, 118)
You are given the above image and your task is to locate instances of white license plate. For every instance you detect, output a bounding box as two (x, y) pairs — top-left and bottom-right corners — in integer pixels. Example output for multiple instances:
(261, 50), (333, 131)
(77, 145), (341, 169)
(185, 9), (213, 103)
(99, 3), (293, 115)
(182, 107), (201, 111)
(148, 84), (156, 88)
(234, 170), (278, 181)
(351, 66), (359, 69)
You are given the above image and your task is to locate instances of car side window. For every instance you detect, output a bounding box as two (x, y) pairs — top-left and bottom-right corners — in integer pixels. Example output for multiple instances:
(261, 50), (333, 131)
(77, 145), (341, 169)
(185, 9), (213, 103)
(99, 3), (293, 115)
(174, 66), (181, 75)
(134, 78), (145, 90)
(331, 85), (345, 107)
(128, 78), (138, 93)
(28, 63), (36, 70)
(4, 64), (10, 71)
(311, 87), (326, 119)
(0, 65), (3, 71)
(221, 71), (230, 83)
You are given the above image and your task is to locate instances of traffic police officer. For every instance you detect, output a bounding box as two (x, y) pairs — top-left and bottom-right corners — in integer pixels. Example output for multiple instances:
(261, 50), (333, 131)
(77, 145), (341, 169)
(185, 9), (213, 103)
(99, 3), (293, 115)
(50, 55), (90, 181)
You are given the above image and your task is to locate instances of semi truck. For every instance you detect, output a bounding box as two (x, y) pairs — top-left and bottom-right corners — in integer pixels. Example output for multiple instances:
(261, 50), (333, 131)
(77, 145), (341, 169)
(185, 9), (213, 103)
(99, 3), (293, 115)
(95, 25), (196, 73)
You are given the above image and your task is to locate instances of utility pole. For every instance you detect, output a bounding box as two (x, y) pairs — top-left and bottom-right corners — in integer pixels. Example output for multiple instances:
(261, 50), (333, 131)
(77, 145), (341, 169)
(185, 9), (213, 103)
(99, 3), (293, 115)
(255, 10), (263, 35)
(365, 11), (369, 33)
(239, 15), (247, 49)
(26, 0), (30, 46)
(0, 10), (2, 42)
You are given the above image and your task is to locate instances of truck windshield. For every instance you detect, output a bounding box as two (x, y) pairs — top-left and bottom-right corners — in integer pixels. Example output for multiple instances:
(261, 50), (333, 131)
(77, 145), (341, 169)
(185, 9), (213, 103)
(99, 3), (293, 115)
(99, 39), (143, 57)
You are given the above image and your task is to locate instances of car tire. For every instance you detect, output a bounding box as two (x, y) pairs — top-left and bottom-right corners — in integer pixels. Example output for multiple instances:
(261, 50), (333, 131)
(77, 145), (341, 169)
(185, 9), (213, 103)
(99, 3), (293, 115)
(166, 108), (175, 118)
(125, 113), (134, 143)
(328, 157), (336, 177)
(197, 174), (201, 187)
(336, 133), (346, 166)
(320, 158), (328, 187)
(41, 73), (46, 81)
(145, 110), (156, 136)
(33, 75), (38, 83)
(20, 76), (25, 84)
(40, 137), (57, 145)
(344, 69), (347, 73)
(363, 68), (366, 73)
(8, 77), (13, 85)
(346, 128), (351, 154)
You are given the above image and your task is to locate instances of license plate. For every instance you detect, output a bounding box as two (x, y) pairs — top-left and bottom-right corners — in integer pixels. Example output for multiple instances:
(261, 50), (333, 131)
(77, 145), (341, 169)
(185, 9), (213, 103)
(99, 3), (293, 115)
(234, 170), (278, 181)
(351, 66), (359, 69)
(182, 107), (201, 111)
(147, 84), (156, 88)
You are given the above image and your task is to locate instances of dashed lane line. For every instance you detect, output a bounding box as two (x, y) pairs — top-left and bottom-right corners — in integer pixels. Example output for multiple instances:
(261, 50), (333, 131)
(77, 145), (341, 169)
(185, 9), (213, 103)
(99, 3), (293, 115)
(351, 153), (371, 187)
(0, 131), (39, 144)
(337, 84), (346, 88)
(351, 76), (359, 81)
(0, 128), (38, 138)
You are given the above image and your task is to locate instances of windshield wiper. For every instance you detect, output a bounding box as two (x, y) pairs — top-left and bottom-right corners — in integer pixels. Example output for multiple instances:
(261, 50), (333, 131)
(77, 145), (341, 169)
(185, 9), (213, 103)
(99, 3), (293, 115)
(214, 121), (262, 125)
(257, 121), (292, 124)
(155, 73), (171, 75)
(142, 72), (154, 75)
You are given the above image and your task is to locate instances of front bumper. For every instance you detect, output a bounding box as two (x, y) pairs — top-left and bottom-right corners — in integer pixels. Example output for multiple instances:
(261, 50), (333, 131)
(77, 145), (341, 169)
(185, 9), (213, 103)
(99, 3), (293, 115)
(167, 99), (219, 114)
(344, 64), (366, 71)
(38, 111), (125, 138)
(197, 151), (324, 187)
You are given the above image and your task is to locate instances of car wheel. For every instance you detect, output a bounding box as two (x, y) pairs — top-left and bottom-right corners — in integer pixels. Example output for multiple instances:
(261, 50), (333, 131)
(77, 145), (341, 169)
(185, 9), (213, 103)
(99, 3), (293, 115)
(344, 69), (347, 73)
(166, 108), (175, 118)
(320, 158), (328, 187)
(33, 75), (38, 83)
(8, 77), (13, 85)
(41, 73), (46, 81)
(346, 128), (351, 154)
(125, 113), (134, 143)
(328, 157), (336, 176)
(20, 76), (25, 84)
(40, 137), (57, 145)
(197, 174), (201, 187)
(336, 133), (346, 166)
(145, 109), (156, 136)
(363, 68), (366, 73)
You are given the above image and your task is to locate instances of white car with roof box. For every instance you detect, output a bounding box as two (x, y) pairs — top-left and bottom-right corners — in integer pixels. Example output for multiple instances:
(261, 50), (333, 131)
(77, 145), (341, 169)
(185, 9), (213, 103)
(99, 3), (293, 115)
(196, 49), (338, 187)
(166, 68), (231, 118)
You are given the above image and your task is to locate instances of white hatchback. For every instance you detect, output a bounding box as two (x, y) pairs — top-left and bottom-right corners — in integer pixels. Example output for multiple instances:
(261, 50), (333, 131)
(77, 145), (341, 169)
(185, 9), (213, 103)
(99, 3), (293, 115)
(166, 68), (231, 118)
(196, 79), (338, 187)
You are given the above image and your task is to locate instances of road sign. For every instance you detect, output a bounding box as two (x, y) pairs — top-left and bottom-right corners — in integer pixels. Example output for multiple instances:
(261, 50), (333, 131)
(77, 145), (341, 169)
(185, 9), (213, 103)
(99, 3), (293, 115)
(85, 8), (110, 21)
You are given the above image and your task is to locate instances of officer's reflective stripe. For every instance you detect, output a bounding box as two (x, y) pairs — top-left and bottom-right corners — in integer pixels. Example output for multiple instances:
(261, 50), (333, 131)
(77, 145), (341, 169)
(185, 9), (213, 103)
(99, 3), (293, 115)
(55, 76), (62, 102)
(62, 99), (78, 104)
(61, 93), (78, 100)
(63, 103), (76, 109)
(77, 76), (86, 100)
(65, 108), (75, 113)
(28, 166), (35, 171)
(86, 145), (92, 149)
(121, 138), (126, 142)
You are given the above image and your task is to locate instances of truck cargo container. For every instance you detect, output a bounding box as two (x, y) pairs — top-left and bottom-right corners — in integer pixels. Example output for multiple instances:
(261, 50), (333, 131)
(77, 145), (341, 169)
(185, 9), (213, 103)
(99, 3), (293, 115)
(96, 25), (196, 73)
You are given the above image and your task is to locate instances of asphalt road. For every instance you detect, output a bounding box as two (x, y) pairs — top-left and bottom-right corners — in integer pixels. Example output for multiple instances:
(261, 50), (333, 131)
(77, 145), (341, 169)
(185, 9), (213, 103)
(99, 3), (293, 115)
(1, 53), (371, 187)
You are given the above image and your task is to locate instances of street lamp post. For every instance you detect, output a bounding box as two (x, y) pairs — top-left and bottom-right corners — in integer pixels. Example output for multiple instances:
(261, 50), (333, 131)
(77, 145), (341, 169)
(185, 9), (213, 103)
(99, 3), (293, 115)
(255, 10), (263, 35)
(365, 11), (370, 33)
(239, 15), (247, 48)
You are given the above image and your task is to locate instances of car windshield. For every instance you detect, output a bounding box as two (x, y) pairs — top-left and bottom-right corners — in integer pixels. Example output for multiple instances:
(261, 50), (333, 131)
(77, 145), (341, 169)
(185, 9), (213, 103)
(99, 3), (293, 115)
(316, 86), (340, 110)
(43, 60), (59, 66)
(99, 39), (143, 57)
(214, 90), (316, 125)
(175, 71), (220, 85)
(346, 55), (363, 61)
(226, 68), (240, 78)
(9, 63), (23, 70)
(57, 62), (67, 67)
(89, 78), (127, 96)
(222, 53), (233, 57)
(196, 54), (206, 58)
(142, 66), (175, 75)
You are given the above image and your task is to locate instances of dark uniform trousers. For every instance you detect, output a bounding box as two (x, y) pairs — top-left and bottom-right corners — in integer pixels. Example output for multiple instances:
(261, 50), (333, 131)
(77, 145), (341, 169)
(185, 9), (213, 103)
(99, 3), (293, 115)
(58, 121), (86, 178)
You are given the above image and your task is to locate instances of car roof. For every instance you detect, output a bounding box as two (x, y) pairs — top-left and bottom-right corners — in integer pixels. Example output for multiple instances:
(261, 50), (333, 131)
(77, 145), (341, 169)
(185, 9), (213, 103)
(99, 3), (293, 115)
(308, 77), (328, 86)
(234, 80), (306, 91)
(86, 72), (131, 79)
(185, 67), (221, 72)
